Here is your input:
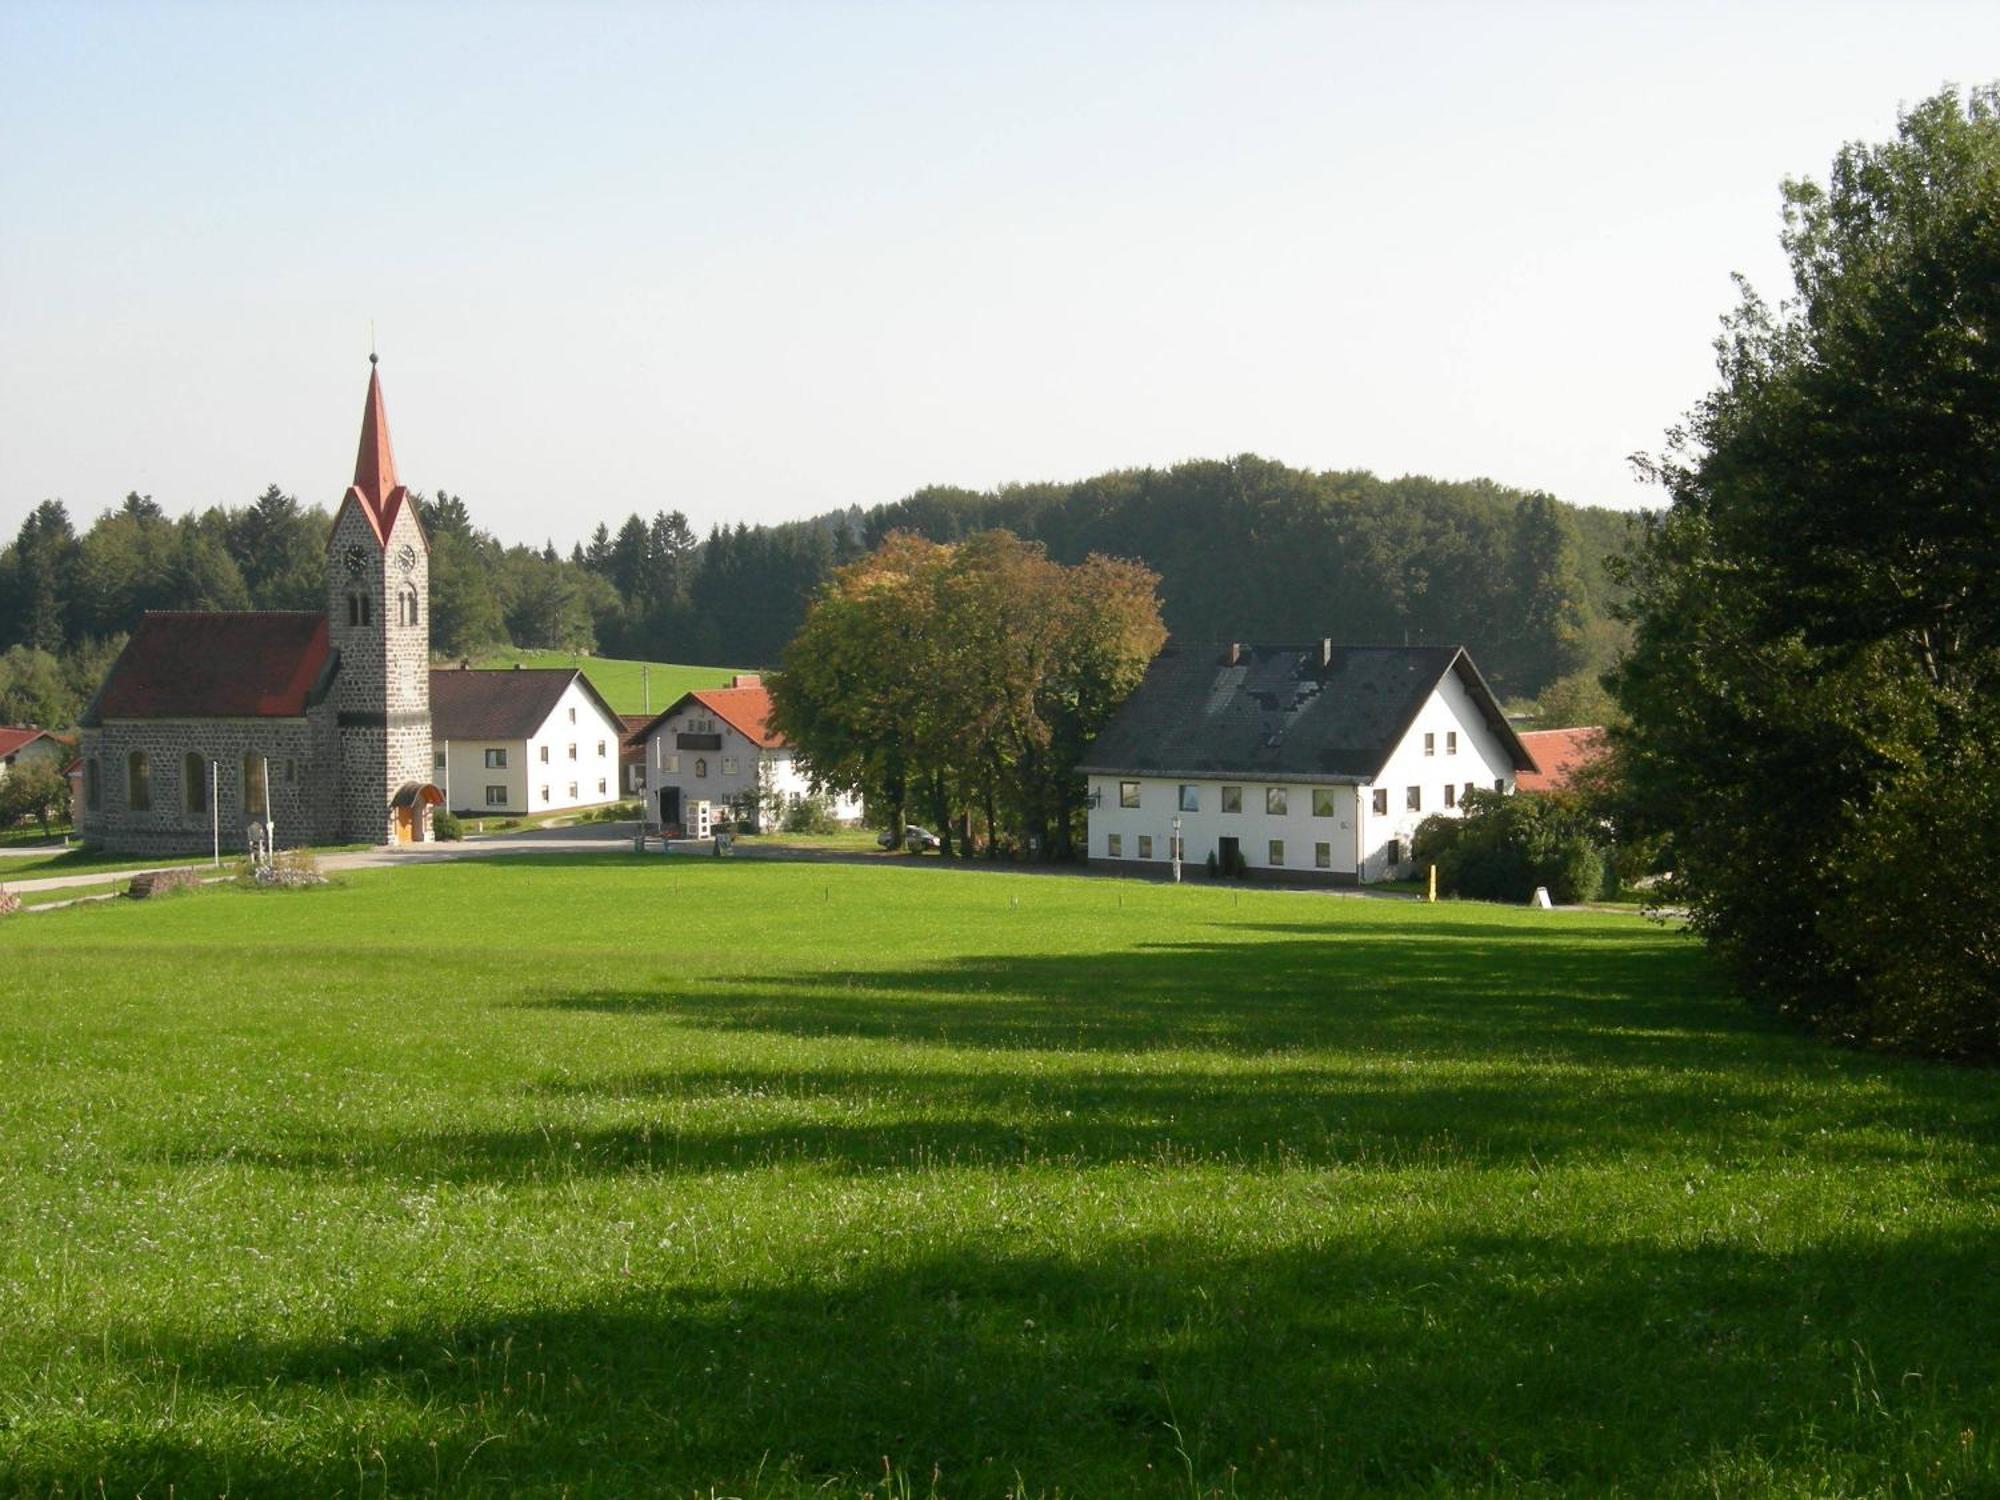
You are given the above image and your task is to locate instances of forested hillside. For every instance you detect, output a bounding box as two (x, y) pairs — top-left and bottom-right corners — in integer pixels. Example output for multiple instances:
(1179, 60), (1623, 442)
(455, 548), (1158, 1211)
(0, 456), (1635, 729)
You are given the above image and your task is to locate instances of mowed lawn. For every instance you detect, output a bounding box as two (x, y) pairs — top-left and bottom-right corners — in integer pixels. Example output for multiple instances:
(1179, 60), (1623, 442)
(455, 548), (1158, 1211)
(1, 862), (1995, 1498)
(467, 651), (746, 715)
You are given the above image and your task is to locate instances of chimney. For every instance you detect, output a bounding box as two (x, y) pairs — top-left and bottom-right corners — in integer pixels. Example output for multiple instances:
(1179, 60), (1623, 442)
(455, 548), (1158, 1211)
(1223, 642), (1243, 667)
(1320, 638), (1333, 669)
(729, 673), (762, 689)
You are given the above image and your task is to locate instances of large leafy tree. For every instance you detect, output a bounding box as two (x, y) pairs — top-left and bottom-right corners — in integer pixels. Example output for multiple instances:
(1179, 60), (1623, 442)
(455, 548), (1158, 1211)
(1614, 86), (2000, 1056)
(772, 530), (1163, 858)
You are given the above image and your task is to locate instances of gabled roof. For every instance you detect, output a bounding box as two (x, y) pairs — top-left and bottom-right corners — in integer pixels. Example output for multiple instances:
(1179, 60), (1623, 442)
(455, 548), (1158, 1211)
(1077, 641), (1536, 784)
(629, 683), (787, 751)
(1515, 726), (1606, 792)
(618, 714), (653, 750)
(84, 613), (336, 723)
(0, 726), (62, 758)
(429, 667), (623, 741)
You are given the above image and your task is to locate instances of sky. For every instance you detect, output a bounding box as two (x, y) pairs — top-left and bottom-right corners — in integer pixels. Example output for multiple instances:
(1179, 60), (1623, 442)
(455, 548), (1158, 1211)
(1, 1), (1993, 547)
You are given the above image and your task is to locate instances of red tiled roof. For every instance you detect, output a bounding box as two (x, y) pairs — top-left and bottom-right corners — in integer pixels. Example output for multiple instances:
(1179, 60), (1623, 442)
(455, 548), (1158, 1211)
(619, 714), (652, 751)
(688, 686), (785, 749)
(89, 613), (334, 720)
(0, 726), (55, 758)
(1515, 726), (1607, 792)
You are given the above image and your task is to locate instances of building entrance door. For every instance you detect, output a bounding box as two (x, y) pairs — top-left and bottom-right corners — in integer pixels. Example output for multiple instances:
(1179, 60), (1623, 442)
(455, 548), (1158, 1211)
(660, 786), (682, 831)
(1217, 835), (1239, 873)
(394, 804), (415, 843)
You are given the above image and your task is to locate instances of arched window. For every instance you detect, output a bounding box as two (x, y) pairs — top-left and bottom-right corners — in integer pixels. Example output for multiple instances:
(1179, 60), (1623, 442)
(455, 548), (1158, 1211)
(184, 753), (207, 814)
(398, 586), (419, 627)
(242, 754), (268, 817)
(127, 751), (151, 812)
(348, 594), (372, 627)
(85, 757), (101, 810)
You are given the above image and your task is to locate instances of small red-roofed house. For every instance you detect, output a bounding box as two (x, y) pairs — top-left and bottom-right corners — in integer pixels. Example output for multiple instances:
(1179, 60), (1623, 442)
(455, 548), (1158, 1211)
(1514, 727), (1608, 794)
(629, 675), (863, 831)
(0, 726), (71, 784)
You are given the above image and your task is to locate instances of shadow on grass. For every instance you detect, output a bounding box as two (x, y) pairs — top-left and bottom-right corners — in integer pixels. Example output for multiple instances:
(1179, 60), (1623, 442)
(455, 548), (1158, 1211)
(16, 1231), (1998, 1497)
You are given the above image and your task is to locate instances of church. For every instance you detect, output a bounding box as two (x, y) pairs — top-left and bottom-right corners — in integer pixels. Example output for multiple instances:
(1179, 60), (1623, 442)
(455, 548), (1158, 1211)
(76, 360), (441, 853)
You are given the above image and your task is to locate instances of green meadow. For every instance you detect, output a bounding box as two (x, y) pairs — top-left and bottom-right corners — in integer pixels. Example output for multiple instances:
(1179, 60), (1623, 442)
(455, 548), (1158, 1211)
(1, 859), (1994, 1497)
(466, 651), (746, 715)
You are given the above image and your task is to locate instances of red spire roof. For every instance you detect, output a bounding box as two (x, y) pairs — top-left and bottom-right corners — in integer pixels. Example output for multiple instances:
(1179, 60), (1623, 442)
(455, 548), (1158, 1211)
(342, 358), (411, 544)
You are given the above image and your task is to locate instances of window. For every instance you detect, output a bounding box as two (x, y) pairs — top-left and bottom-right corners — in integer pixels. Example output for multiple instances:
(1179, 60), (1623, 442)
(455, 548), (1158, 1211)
(398, 587), (419, 627)
(695, 758), (707, 778)
(1371, 788), (1387, 816)
(1423, 732), (1435, 757)
(1119, 780), (1140, 809)
(86, 758), (100, 810)
(243, 754), (267, 817)
(1388, 838), (1403, 866)
(1446, 731), (1458, 755)
(567, 743), (577, 760)
(539, 745), (550, 764)
(722, 756), (738, 776)
(433, 750), (446, 770)
(1315, 842), (1331, 869)
(540, 785), (551, 802)
(597, 778), (607, 795)
(1265, 787), (1287, 816)
(127, 752), (151, 812)
(567, 782), (577, 800)
(1268, 839), (1285, 866)
(1495, 777), (1506, 792)
(285, 759), (296, 783)
(1137, 834), (1154, 859)
(1179, 784), (1199, 812)
(486, 785), (508, 806)
(1221, 785), (1242, 814)
(184, 754), (207, 815)
(1107, 833), (1122, 857)
(347, 594), (371, 627)
(662, 753), (679, 773)
(485, 748), (508, 768)
(1312, 788), (1335, 817)
(1406, 786), (1422, 812)
(1465, 782), (1476, 803)
(568, 707), (577, 724)
(1444, 784), (1457, 808)
(597, 740), (607, 757)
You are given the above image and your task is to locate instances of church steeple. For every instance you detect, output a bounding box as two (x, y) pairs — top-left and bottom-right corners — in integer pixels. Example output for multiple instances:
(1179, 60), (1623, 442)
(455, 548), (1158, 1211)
(346, 355), (409, 542)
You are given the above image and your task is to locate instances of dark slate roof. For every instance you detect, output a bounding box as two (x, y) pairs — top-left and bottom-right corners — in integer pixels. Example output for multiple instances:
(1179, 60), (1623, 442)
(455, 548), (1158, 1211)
(85, 612), (336, 723)
(429, 667), (621, 741)
(1077, 641), (1536, 783)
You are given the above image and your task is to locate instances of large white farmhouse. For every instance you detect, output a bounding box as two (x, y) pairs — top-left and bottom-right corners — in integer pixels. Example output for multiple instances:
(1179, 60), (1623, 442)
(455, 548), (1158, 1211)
(632, 676), (862, 831)
(1078, 641), (1537, 884)
(430, 667), (627, 818)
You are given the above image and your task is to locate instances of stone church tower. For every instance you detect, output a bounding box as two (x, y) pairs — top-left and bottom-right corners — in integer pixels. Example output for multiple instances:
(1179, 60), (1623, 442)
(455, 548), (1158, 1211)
(325, 356), (434, 842)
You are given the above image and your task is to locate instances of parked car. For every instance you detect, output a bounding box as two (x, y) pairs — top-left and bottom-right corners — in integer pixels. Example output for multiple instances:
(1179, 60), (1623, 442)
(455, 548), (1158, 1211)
(877, 824), (942, 852)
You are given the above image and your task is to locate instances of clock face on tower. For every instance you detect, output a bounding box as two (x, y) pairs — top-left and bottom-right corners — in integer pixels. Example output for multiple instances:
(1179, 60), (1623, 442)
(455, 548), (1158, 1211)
(396, 543), (417, 574)
(341, 542), (368, 577)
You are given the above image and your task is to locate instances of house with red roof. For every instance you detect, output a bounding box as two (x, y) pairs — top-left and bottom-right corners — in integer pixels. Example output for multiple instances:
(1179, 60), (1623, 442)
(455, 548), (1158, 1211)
(0, 726), (71, 784)
(75, 360), (441, 853)
(629, 676), (863, 831)
(1514, 727), (1607, 793)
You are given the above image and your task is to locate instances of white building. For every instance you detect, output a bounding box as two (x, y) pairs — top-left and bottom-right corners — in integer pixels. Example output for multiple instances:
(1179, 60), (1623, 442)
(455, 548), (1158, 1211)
(632, 676), (863, 831)
(429, 666), (627, 817)
(1077, 641), (1537, 884)
(0, 727), (70, 785)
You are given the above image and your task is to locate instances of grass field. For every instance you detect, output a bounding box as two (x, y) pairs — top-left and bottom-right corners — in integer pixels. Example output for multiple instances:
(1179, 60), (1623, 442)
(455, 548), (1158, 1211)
(1, 860), (1995, 1497)
(466, 650), (748, 716)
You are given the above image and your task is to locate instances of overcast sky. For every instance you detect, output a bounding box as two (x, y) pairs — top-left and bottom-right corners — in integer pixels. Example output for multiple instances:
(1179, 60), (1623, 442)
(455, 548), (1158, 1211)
(1, 1), (1991, 546)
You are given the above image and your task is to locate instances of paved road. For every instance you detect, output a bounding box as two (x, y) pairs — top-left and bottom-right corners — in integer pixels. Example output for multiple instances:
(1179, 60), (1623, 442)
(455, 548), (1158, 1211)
(0, 822), (638, 896)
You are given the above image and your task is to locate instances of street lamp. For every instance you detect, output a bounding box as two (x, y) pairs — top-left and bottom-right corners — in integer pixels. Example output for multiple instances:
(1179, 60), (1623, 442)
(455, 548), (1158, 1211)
(1171, 814), (1182, 884)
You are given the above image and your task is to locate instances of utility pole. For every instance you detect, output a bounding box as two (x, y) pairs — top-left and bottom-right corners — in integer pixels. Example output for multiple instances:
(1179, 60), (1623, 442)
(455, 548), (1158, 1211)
(210, 760), (219, 867)
(642, 664), (650, 714)
(261, 754), (274, 857)
(1171, 814), (1183, 884)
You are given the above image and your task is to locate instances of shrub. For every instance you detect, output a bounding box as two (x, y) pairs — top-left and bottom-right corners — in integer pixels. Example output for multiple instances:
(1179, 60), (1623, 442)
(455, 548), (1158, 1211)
(781, 794), (840, 834)
(1420, 790), (1607, 904)
(1205, 849), (1219, 878)
(432, 809), (464, 841)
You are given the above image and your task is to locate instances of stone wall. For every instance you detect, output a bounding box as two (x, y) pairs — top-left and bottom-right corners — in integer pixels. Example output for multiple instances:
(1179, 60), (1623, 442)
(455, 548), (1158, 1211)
(77, 718), (322, 855)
